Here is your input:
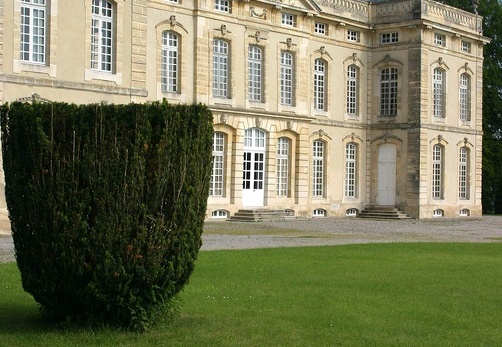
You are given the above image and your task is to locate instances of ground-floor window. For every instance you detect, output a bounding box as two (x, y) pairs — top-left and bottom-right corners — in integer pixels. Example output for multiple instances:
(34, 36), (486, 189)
(210, 132), (225, 196)
(276, 137), (290, 197)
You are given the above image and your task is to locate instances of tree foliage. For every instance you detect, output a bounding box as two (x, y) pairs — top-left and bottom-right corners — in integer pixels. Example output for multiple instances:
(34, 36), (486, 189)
(442, 0), (502, 213)
(0, 101), (213, 330)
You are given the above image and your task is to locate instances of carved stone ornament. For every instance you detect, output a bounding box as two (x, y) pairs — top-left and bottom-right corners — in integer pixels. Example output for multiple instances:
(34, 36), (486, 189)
(16, 93), (51, 103)
(248, 31), (267, 43)
(250, 6), (267, 19)
(169, 15), (177, 27)
(286, 120), (293, 130)
(256, 117), (263, 128)
(220, 113), (228, 124)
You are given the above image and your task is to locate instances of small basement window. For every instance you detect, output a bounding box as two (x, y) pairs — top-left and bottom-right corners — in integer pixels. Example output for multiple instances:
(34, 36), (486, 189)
(211, 210), (228, 219)
(433, 209), (444, 217)
(313, 208), (326, 217)
(459, 209), (470, 217)
(346, 208), (358, 217)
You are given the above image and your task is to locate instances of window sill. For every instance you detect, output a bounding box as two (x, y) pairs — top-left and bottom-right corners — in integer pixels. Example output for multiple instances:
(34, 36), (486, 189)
(85, 69), (123, 84)
(13, 60), (57, 78)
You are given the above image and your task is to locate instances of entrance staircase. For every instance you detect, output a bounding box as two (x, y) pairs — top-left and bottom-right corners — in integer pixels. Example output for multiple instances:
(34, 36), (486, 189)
(228, 209), (301, 222)
(358, 206), (411, 219)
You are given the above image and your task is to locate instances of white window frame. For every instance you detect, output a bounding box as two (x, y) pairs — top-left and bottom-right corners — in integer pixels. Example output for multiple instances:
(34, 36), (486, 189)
(213, 39), (229, 98)
(381, 32), (399, 44)
(314, 59), (326, 111)
(346, 208), (358, 217)
(434, 33), (446, 47)
(281, 13), (296, 27)
(347, 65), (358, 115)
(433, 68), (446, 118)
(433, 209), (444, 217)
(347, 30), (360, 42)
(313, 209), (326, 217)
(214, 0), (230, 13)
(459, 208), (470, 217)
(461, 41), (471, 53)
(280, 52), (294, 106)
(91, 0), (114, 72)
(314, 22), (326, 35)
(248, 45), (263, 102)
(380, 67), (398, 116)
(459, 73), (471, 122)
(345, 143), (357, 198)
(312, 140), (325, 197)
(276, 137), (290, 197)
(210, 132), (225, 197)
(161, 31), (179, 93)
(432, 145), (443, 199)
(20, 0), (47, 64)
(211, 210), (228, 219)
(459, 147), (469, 199)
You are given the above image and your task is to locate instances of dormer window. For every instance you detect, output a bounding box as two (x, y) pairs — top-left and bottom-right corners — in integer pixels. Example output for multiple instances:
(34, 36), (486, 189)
(281, 13), (296, 27)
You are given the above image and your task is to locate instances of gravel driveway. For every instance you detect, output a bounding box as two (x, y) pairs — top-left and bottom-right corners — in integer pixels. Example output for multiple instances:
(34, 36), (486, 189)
(1, 216), (501, 262)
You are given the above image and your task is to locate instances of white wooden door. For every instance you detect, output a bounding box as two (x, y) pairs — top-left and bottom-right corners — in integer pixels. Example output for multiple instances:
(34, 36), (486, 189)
(377, 143), (397, 206)
(242, 128), (265, 207)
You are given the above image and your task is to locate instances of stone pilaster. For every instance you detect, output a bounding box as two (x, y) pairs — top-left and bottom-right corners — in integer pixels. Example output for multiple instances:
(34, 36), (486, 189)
(131, 0), (148, 102)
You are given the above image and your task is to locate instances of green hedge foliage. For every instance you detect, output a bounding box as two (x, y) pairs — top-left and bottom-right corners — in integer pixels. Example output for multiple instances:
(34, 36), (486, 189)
(0, 101), (213, 330)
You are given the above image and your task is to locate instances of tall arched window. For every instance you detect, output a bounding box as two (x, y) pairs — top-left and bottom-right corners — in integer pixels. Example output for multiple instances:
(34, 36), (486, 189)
(91, 0), (114, 72)
(314, 59), (326, 111)
(280, 52), (294, 105)
(345, 143), (357, 197)
(210, 132), (225, 197)
(312, 140), (325, 197)
(161, 31), (178, 93)
(433, 68), (446, 118)
(459, 147), (469, 199)
(213, 39), (229, 97)
(380, 67), (398, 116)
(276, 137), (290, 197)
(459, 73), (471, 122)
(248, 45), (263, 102)
(347, 65), (358, 115)
(432, 144), (444, 199)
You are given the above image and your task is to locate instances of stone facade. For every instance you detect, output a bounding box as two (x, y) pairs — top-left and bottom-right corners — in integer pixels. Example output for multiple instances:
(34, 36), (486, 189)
(0, 0), (489, 222)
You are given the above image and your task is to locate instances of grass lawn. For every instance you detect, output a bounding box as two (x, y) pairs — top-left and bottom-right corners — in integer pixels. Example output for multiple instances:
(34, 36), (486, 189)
(1, 243), (501, 346)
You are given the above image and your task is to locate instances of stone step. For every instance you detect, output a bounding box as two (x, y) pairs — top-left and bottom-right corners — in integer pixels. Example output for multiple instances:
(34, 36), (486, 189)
(358, 207), (411, 219)
(228, 209), (299, 222)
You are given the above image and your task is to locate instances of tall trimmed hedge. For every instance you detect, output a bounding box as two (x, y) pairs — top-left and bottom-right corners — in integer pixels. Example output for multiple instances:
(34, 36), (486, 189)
(0, 101), (213, 330)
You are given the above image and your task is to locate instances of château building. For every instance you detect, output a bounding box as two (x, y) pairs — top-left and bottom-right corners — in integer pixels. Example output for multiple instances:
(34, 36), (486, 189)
(0, 0), (490, 221)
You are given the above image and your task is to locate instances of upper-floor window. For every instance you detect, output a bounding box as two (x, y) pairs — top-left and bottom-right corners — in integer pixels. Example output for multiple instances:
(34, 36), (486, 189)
(380, 67), (398, 116)
(432, 144), (444, 199)
(381, 32), (399, 44)
(277, 137), (290, 197)
(161, 31), (179, 93)
(91, 0), (114, 72)
(459, 73), (471, 122)
(20, 0), (47, 64)
(434, 33), (446, 47)
(347, 30), (360, 42)
(461, 41), (471, 53)
(459, 147), (469, 199)
(280, 52), (294, 106)
(347, 65), (358, 115)
(210, 132), (225, 197)
(314, 59), (326, 111)
(345, 143), (357, 198)
(281, 13), (296, 27)
(312, 140), (325, 197)
(214, 0), (230, 13)
(433, 68), (446, 118)
(315, 22), (327, 35)
(248, 45), (263, 102)
(213, 39), (229, 98)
